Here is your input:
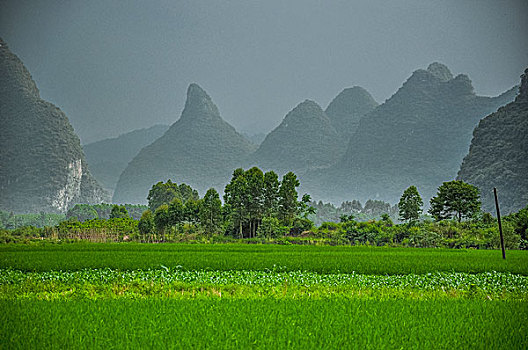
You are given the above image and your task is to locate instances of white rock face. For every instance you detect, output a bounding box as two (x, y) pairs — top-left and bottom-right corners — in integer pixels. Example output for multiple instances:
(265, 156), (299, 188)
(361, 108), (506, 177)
(50, 159), (83, 212)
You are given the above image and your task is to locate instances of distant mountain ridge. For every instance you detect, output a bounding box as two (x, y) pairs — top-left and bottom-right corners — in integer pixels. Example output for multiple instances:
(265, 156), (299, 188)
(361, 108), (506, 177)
(304, 63), (517, 204)
(112, 84), (256, 204)
(251, 100), (342, 174)
(325, 86), (378, 141)
(457, 68), (528, 214)
(0, 38), (108, 213)
(83, 124), (169, 194)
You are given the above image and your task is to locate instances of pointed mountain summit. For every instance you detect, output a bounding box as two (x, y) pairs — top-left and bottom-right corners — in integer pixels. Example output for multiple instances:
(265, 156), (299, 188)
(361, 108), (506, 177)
(0, 38), (108, 213)
(457, 68), (528, 214)
(426, 62), (454, 81)
(252, 100), (342, 174)
(112, 84), (255, 204)
(325, 86), (378, 141)
(306, 62), (518, 204)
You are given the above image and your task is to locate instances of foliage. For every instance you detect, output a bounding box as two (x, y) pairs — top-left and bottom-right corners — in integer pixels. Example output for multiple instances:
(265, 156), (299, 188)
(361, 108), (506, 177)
(200, 188), (222, 234)
(147, 180), (199, 212)
(1, 269), (526, 300)
(109, 205), (129, 219)
(66, 205), (98, 222)
(278, 172), (300, 226)
(398, 186), (423, 223)
(66, 203), (147, 221)
(0, 211), (65, 229)
(309, 200), (398, 227)
(224, 167), (310, 238)
(429, 180), (481, 222)
(138, 210), (154, 237)
(505, 205), (528, 241)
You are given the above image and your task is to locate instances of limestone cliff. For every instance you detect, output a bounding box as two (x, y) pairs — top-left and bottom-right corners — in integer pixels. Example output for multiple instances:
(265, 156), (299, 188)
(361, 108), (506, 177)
(457, 68), (528, 214)
(0, 38), (108, 213)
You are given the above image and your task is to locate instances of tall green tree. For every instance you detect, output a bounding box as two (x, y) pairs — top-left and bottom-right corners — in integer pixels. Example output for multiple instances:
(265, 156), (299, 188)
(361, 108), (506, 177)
(200, 188), (223, 234)
(138, 209), (154, 237)
(168, 198), (184, 226)
(429, 180), (481, 222)
(110, 205), (129, 219)
(154, 204), (170, 236)
(183, 199), (201, 225)
(178, 183), (200, 203)
(278, 172), (300, 226)
(398, 186), (423, 223)
(147, 180), (198, 212)
(245, 167), (265, 237)
(263, 171), (280, 216)
(224, 168), (248, 237)
(66, 204), (99, 222)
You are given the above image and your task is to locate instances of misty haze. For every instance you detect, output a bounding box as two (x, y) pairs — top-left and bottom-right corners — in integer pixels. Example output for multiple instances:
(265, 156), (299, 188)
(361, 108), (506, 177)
(1, 1), (527, 348)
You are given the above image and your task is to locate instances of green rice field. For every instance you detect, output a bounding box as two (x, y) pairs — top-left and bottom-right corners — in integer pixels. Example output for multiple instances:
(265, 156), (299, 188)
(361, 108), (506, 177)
(1, 243), (527, 348)
(1, 243), (526, 274)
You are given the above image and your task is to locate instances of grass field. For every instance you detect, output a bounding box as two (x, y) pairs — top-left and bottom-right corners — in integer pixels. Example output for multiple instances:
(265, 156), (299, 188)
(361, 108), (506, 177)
(1, 243), (527, 348)
(2, 299), (526, 349)
(1, 243), (526, 274)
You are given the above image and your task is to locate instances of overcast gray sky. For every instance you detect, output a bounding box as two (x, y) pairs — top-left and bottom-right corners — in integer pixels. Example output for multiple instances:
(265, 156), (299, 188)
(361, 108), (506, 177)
(1, 0), (527, 143)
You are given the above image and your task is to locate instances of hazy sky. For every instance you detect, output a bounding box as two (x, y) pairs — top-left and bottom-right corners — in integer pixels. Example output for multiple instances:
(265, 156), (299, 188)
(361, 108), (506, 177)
(1, 0), (527, 143)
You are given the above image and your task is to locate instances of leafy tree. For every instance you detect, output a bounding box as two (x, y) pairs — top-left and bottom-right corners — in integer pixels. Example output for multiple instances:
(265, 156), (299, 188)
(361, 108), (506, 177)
(147, 180), (198, 212)
(154, 204), (170, 235)
(245, 167), (265, 237)
(257, 216), (281, 238)
(168, 199), (184, 226)
(138, 210), (154, 236)
(290, 217), (314, 235)
(183, 199), (201, 224)
(200, 188), (222, 234)
(298, 194), (316, 219)
(398, 186), (423, 223)
(363, 200), (391, 216)
(66, 204), (99, 222)
(278, 172), (300, 226)
(262, 171), (280, 216)
(340, 200), (362, 213)
(429, 180), (481, 222)
(504, 205), (528, 241)
(224, 168), (248, 237)
(178, 183), (200, 203)
(110, 205), (129, 219)
(340, 214), (356, 223)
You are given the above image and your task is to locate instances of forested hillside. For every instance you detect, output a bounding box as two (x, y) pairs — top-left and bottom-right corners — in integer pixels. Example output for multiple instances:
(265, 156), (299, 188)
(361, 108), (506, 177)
(325, 86), (378, 141)
(0, 38), (108, 213)
(305, 63), (517, 205)
(83, 124), (169, 194)
(457, 68), (528, 214)
(251, 100), (342, 174)
(112, 84), (255, 204)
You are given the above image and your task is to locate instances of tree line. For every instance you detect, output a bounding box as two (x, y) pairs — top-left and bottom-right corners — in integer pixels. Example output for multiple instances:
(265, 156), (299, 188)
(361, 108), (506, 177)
(1, 171), (526, 249)
(138, 168), (314, 239)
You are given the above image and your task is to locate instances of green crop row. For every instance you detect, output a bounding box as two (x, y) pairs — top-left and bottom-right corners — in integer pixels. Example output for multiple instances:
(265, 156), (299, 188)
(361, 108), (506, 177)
(1, 269), (526, 293)
(1, 269), (526, 300)
(1, 243), (527, 274)
(2, 299), (526, 349)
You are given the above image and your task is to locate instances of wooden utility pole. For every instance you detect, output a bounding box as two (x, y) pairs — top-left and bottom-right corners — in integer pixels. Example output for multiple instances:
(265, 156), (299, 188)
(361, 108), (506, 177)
(493, 188), (506, 259)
